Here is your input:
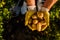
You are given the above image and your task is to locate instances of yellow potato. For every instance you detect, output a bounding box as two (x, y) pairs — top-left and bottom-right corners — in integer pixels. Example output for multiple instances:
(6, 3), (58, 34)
(41, 21), (46, 25)
(33, 19), (38, 24)
(42, 22), (46, 25)
(32, 15), (37, 19)
(37, 12), (44, 19)
(32, 24), (37, 30)
(37, 22), (42, 31)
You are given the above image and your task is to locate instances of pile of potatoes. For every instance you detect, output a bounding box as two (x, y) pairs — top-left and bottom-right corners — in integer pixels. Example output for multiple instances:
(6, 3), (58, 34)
(28, 12), (47, 31)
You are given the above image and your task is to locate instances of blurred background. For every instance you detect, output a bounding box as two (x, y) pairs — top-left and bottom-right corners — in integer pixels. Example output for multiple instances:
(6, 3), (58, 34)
(0, 0), (60, 40)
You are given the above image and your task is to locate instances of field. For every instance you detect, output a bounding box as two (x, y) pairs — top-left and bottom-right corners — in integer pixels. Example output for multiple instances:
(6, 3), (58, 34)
(0, 0), (60, 40)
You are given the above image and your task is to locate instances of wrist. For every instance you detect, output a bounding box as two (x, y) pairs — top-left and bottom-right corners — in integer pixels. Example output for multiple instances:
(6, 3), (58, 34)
(27, 6), (36, 10)
(41, 7), (49, 12)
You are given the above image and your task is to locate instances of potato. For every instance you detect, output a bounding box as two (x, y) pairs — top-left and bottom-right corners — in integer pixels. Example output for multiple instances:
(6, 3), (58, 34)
(41, 21), (46, 25)
(37, 22), (42, 31)
(32, 15), (37, 19)
(42, 22), (46, 25)
(32, 24), (36, 30)
(37, 12), (44, 19)
(33, 19), (38, 24)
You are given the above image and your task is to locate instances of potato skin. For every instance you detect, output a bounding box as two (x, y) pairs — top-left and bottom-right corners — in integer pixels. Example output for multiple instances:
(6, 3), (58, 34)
(33, 19), (38, 24)
(32, 24), (36, 30)
(42, 22), (46, 25)
(37, 12), (44, 19)
(37, 22), (42, 31)
(41, 21), (46, 25)
(32, 15), (37, 19)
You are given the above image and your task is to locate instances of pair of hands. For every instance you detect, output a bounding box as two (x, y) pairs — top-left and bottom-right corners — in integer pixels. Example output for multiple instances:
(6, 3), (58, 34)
(25, 0), (58, 32)
(25, 6), (50, 32)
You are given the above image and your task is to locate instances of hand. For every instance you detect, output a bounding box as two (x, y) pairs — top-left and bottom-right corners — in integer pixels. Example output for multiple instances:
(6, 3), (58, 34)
(25, 10), (36, 31)
(27, 6), (36, 11)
